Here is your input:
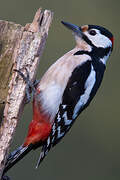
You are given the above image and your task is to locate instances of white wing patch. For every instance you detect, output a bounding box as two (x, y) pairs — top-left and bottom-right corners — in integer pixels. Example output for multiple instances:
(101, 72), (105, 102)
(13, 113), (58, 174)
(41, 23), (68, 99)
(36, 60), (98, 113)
(57, 113), (61, 122)
(62, 111), (72, 125)
(57, 126), (65, 138)
(73, 65), (96, 119)
(47, 137), (50, 147)
(52, 123), (56, 136)
(62, 105), (67, 109)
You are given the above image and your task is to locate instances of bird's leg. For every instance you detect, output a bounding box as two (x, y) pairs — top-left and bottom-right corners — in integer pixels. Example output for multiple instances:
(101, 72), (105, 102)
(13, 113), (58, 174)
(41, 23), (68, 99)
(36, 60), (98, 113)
(14, 68), (40, 103)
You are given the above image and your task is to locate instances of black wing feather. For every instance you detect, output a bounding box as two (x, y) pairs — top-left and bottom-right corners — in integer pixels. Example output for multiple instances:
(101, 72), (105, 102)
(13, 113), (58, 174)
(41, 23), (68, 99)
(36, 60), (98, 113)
(36, 60), (92, 167)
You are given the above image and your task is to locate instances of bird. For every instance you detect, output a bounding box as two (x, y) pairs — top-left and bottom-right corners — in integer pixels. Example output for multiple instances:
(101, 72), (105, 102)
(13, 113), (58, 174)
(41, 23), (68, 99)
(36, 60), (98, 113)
(3, 21), (114, 174)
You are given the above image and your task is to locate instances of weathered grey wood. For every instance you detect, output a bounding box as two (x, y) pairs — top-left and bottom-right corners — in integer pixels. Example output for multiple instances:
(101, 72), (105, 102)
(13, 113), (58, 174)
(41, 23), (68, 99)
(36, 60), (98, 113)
(0, 8), (53, 178)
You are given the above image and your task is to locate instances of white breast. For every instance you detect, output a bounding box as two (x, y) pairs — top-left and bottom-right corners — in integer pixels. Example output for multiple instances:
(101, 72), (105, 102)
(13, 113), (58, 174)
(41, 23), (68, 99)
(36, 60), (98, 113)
(37, 48), (91, 123)
(39, 81), (64, 123)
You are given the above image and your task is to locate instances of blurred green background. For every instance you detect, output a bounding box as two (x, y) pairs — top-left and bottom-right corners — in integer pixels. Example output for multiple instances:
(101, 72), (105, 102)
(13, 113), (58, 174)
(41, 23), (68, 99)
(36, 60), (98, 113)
(1, 0), (120, 179)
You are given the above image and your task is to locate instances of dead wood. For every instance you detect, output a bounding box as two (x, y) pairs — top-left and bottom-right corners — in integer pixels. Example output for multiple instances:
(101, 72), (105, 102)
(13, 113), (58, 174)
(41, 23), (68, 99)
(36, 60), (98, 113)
(0, 8), (53, 178)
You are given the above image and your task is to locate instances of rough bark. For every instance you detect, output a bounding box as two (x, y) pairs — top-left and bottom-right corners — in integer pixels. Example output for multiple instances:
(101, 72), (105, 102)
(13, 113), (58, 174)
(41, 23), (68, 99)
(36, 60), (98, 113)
(0, 8), (53, 178)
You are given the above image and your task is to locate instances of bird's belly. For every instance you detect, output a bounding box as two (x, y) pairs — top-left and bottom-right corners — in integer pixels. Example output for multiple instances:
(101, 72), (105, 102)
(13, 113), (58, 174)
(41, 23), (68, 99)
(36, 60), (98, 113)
(37, 81), (64, 123)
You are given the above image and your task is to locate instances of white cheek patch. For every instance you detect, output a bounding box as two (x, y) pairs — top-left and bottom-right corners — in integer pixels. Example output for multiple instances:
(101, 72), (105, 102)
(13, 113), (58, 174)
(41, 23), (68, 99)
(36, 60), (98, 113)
(84, 30), (112, 48)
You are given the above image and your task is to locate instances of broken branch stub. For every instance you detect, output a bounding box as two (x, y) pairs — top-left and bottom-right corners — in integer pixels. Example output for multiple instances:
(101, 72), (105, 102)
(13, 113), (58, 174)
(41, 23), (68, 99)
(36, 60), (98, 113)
(0, 8), (53, 177)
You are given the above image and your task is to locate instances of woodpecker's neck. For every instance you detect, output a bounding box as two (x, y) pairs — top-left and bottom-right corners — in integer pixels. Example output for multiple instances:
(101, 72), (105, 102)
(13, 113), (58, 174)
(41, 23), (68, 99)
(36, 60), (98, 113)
(74, 34), (92, 52)
(90, 46), (111, 65)
(74, 45), (111, 66)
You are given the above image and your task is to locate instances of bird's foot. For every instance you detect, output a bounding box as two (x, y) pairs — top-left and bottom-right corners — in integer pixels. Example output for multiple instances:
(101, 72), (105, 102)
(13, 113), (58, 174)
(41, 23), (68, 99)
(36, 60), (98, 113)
(14, 68), (40, 104)
(2, 175), (11, 180)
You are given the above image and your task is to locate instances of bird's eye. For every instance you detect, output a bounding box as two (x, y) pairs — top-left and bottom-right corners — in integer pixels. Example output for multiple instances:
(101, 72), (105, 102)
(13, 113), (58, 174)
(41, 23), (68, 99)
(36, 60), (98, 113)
(89, 30), (96, 36)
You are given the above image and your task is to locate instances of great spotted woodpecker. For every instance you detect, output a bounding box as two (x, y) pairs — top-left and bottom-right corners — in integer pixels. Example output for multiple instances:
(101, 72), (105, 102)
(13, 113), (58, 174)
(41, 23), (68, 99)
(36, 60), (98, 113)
(4, 21), (113, 173)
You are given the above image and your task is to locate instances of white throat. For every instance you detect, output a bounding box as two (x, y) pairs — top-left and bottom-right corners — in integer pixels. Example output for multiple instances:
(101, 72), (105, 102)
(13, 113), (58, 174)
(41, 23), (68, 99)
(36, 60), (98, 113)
(74, 34), (92, 52)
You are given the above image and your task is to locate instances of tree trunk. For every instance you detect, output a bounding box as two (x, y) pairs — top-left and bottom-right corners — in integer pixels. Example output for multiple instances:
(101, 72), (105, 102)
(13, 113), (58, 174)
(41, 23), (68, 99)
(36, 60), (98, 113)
(0, 8), (53, 179)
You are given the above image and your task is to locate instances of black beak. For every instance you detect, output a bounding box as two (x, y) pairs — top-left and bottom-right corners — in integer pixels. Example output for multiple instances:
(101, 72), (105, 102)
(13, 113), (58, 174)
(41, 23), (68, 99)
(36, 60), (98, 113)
(61, 21), (83, 37)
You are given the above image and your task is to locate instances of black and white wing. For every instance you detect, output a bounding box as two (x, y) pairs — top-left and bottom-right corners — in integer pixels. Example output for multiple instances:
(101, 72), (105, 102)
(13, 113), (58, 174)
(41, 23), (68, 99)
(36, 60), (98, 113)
(36, 59), (105, 168)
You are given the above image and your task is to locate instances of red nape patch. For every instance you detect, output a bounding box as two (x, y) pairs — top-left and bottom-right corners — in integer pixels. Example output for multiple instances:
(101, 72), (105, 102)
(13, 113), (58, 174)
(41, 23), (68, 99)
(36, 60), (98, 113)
(110, 37), (114, 47)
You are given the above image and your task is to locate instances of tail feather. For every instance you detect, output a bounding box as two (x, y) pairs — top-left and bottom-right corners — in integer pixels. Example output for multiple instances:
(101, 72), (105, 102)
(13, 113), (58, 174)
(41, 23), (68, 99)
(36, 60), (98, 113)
(36, 139), (51, 169)
(3, 144), (33, 174)
(36, 150), (46, 169)
(3, 141), (50, 173)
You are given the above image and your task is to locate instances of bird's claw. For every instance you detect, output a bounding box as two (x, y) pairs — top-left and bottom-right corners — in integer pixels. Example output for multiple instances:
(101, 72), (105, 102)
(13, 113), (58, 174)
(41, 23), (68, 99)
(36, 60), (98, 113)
(14, 68), (39, 104)
(2, 175), (11, 180)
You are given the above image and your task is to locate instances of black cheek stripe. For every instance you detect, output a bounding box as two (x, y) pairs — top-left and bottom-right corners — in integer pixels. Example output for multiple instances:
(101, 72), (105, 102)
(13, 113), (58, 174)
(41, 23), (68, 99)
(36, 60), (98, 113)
(74, 46), (111, 59)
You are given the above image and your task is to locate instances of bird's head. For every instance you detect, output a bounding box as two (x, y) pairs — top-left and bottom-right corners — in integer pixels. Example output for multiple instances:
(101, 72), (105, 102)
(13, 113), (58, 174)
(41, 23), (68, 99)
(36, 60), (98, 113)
(61, 21), (114, 64)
